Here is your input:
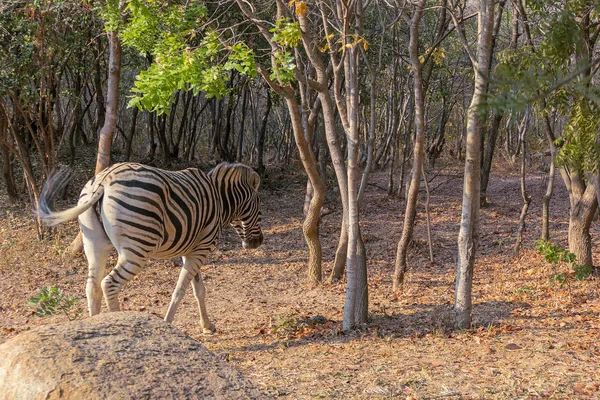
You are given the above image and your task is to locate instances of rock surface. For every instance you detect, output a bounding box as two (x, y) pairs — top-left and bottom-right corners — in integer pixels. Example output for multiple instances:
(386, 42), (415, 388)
(0, 312), (268, 399)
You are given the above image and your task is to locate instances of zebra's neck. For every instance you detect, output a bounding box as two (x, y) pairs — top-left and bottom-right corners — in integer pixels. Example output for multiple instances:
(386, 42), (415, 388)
(211, 176), (238, 227)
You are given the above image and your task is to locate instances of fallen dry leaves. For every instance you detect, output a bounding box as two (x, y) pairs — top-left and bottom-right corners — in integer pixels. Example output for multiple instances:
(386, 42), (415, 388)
(1, 160), (599, 398)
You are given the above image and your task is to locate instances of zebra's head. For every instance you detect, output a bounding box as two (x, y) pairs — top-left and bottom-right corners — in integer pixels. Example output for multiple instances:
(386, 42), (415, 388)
(210, 163), (264, 250)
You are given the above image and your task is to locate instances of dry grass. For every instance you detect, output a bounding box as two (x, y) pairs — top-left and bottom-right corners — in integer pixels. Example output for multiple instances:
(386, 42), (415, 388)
(1, 160), (599, 399)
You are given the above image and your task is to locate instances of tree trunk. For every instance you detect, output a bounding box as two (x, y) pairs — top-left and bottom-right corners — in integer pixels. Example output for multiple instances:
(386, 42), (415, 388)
(0, 115), (18, 202)
(480, 112), (503, 206)
(297, 10), (350, 284)
(541, 155), (555, 241)
(125, 106), (139, 161)
(393, 1), (426, 292)
(455, 0), (494, 329)
(256, 90), (271, 178)
(71, 28), (122, 255)
(237, 85), (248, 162)
(343, 45), (362, 331)
(286, 94), (325, 286)
(354, 226), (368, 324)
(95, 30), (122, 174)
(568, 184), (597, 267)
(513, 114), (532, 256)
(94, 39), (106, 142)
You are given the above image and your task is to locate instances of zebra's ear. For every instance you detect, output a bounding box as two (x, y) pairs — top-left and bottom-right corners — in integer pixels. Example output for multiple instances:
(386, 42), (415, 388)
(248, 170), (261, 191)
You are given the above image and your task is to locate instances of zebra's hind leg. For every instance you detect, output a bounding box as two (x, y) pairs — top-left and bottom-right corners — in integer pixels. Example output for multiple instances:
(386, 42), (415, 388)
(79, 209), (112, 316)
(101, 253), (148, 312)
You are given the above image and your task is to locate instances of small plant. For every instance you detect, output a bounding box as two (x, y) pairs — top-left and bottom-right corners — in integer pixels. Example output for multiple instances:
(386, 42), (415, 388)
(536, 239), (594, 287)
(271, 314), (328, 339)
(28, 286), (81, 321)
(573, 264), (594, 281)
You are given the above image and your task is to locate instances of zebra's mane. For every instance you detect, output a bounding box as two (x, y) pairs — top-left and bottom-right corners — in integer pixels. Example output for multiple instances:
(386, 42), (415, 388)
(210, 162), (253, 173)
(208, 162), (259, 188)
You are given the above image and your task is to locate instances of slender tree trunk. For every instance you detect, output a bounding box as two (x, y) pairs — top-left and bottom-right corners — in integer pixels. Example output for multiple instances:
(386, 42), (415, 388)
(480, 112), (503, 205)
(257, 90), (271, 178)
(94, 39), (105, 141)
(455, 0), (494, 329)
(357, 72), (377, 205)
(422, 165), (434, 263)
(427, 95), (450, 169)
(343, 45), (362, 331)
(284, 94), (325, 286)
(71, 28), (122, 254)
(125, 106), (139, 161)
(514, 114), (531, 256)
(568, 183), (597, 267)
(237, 86), (248, 162)
(0, 115), (18, 202)
(297, 10), (350, 284)
(174, 91), (192, 158)
(541, 155), (555, 241)
(95, 30), (122, 174)
(393, 1), (426, 291)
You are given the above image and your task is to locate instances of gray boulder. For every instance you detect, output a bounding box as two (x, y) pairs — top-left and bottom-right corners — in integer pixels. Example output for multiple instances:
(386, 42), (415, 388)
(0, 312), (268, 399)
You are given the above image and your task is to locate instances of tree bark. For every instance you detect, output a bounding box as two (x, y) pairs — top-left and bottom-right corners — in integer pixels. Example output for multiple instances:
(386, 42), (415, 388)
(342, 44), (362, 331)
(393, 1), (427, 292)
(455, 0), (494, 329)
(95, 30), (122, 174)
(71, 27), (122, 254)
(125, 106), (139, 161)
(284, 94), (325, 286)
(568, 182), (597, 267)
(480, 112), (503, 205)
(256, 90), (271, 178)
(541, 155), (555, 241)
(0, 115), (18, 202)
(93, 39), (106, 142)
(297, 10), (350, 284)
(513, 112), (531, 256)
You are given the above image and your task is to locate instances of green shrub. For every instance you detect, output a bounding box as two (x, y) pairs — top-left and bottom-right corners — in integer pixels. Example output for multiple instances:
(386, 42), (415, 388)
(28, 286), (81, 321)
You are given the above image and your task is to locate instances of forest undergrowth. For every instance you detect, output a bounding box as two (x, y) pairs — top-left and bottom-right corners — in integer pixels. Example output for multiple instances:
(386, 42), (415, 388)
(1, 159), (599, 399)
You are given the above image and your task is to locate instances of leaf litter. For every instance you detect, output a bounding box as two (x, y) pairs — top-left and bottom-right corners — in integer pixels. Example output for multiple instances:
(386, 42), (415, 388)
(0, 161), (599, 398)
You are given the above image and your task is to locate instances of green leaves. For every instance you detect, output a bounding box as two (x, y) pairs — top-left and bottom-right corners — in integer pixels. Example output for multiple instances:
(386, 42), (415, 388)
(117, 1), (256, 114)
(537, 239), (576, 264)
(270, 50), (296, 85)
(98, 0), (122, 32)
(537, 239), (594, 287)
(538, 11), (580, 66)
(267, 18), (301, 85)
(555, 98), (600, 174)
(28, 286), (80, 320)
(270, 18), (301, 47)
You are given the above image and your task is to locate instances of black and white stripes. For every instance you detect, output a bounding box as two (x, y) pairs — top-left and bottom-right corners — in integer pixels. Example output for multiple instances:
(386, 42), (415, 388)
(37, 162), (263, 333)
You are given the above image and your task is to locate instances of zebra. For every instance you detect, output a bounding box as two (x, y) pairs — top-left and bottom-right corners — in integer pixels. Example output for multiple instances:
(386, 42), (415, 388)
(37, 162), (263, 333)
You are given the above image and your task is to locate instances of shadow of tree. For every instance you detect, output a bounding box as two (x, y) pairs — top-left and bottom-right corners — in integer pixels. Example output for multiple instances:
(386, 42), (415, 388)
(223, 300), (531, 354)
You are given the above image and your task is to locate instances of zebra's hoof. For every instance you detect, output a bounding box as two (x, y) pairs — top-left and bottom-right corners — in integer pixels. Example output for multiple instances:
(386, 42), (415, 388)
(202, 324), (216, 334)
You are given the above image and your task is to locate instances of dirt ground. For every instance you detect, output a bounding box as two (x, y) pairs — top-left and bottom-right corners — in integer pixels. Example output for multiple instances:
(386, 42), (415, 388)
(1, 159), (599, 399)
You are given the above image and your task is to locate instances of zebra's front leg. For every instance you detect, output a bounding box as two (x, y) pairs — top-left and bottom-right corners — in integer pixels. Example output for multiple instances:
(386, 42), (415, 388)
(165, 255), (213, 332)
(164, 267), (194, 323)
(191, 272), (216, 334)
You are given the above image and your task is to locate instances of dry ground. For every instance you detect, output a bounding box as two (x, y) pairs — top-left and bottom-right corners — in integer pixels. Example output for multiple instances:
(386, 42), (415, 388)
(1, 159), (599, 399)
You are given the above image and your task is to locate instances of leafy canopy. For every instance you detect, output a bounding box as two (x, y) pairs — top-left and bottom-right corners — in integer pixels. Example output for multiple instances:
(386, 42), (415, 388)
(106, 0), (257, 114)
(492, 1), (600, 173)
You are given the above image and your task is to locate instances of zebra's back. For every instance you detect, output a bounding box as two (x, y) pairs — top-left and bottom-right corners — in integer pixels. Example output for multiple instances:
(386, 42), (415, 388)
(87, 163), (222, 260)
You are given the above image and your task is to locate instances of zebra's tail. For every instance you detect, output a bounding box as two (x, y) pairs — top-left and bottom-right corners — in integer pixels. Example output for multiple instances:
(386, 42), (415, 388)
(37, 166), (104, 227)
